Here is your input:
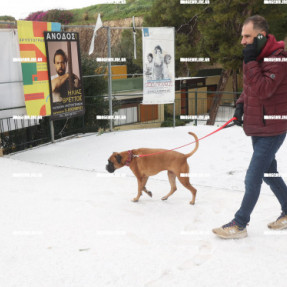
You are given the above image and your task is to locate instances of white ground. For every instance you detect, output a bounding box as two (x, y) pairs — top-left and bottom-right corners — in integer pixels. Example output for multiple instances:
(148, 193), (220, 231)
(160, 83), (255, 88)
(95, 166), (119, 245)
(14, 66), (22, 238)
(1, 124), (287, 287)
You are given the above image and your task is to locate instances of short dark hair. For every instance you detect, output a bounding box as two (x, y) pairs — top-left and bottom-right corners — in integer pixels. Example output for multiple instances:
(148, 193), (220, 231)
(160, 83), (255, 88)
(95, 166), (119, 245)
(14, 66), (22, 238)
(148, 53), (153, 59)
(53, 49), (67, 64)
(154, 45), (162, 53)
(243, 15), (269, 34)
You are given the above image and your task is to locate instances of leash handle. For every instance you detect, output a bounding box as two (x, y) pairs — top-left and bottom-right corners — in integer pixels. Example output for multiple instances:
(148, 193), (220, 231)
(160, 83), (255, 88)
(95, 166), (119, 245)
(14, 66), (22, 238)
(138, 117), (237, 158)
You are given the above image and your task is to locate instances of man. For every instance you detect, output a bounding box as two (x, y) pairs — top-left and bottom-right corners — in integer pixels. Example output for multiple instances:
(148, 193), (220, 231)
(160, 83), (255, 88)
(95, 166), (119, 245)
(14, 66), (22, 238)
(213, 15), (287, 239)
(51, 49), (80, 103)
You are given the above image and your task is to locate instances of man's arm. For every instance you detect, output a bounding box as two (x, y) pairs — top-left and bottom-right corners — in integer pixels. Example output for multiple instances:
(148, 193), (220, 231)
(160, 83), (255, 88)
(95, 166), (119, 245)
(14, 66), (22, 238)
(233, 91), (245, 126)
(51, 74), (69, 92)
(243, 59), (286, 101)
(236, 91), (245, 105)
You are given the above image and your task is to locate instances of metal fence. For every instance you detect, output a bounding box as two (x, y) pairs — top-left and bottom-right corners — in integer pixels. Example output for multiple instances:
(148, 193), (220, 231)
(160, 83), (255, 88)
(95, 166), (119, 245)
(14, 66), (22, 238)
(0, 22), (239, 155)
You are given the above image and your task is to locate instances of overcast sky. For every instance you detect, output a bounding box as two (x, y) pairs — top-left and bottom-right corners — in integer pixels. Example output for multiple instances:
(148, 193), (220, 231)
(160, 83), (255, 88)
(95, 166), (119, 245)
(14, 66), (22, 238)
(2, 0), (122, 20)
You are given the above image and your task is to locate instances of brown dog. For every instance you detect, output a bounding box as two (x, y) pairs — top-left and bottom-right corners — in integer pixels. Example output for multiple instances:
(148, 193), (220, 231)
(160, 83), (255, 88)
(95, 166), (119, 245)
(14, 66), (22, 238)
(106, 132), (199, 204)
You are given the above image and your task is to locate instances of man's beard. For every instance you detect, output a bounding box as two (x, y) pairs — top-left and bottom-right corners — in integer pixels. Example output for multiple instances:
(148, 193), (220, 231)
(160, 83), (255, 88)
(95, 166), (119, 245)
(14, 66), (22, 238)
(57, 69), (65, 76)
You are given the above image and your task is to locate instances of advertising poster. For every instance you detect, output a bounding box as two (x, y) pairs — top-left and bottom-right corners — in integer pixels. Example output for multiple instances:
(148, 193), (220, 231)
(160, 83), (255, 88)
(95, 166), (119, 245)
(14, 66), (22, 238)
(17, 20), (61, 116)
(142, 27), (175, 104)
(44, 32), (85, 120)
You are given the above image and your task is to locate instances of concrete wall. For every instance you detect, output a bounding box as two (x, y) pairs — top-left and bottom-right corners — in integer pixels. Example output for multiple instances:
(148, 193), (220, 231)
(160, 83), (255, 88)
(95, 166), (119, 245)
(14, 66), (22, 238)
(114, 103), (164, 131)
(114, 122), (162, 131)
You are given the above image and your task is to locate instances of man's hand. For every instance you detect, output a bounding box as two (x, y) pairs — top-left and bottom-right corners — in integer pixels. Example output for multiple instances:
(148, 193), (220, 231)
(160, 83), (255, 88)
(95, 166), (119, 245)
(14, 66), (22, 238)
(233, 103), (244, 126)
(72, 74), (80, 88)
(51, 73), (69, 92)
(243, 37), (259, 64)
(51, 73), (80, 92)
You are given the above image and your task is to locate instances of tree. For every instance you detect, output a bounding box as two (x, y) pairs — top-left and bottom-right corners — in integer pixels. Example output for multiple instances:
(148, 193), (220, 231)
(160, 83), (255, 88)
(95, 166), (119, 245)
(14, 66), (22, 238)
(144, 0), (287, 124)
(144, 0), (203, 76)
(197, 0), (287, 124)
(113, 28), (143, 75)
(0, 15), (16, 21)
(80, 55), (109, 132)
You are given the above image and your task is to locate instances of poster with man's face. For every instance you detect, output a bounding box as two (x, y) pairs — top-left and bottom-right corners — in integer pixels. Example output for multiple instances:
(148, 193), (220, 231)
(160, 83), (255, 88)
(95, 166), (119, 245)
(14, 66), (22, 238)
(44, 31), (85, 120)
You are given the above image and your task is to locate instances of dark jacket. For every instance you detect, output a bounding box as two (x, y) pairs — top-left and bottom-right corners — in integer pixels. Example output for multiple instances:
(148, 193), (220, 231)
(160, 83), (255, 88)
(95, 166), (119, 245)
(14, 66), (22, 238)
(237, 34), (287, 136)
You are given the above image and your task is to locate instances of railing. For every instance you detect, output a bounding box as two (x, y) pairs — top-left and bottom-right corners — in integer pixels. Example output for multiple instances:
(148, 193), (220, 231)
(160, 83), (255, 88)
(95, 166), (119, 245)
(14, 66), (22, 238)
(0, 85), (239, 155)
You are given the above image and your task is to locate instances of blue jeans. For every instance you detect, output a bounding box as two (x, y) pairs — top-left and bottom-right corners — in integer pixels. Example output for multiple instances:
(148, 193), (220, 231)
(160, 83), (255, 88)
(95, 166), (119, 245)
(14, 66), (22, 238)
(235, 133), (287, 227)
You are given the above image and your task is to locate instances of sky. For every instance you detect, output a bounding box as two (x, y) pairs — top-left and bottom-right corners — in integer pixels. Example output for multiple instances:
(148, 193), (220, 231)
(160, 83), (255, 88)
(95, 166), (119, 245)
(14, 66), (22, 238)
(1, 0), (123, 20)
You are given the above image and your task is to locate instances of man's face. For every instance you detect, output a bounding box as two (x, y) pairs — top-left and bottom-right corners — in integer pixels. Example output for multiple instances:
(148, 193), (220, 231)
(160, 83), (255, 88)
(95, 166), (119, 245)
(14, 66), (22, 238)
(155, 48), (161, 54)
(54, 55), (66, 76)
(148, 55), (152, 62)
(241, 22), (266, 47)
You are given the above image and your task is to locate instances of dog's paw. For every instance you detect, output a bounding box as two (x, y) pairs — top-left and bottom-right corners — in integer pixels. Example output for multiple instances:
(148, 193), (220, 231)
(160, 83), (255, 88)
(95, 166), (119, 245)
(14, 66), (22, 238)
(189, 200), (195, 205)
(161, 196), (168, 201)
(147, 191), (152, 197)
(131, 198), (139, 202)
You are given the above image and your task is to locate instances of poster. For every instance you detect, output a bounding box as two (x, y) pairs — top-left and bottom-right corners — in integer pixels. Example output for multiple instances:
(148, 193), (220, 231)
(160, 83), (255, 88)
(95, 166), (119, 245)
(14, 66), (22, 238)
(0, 29), (25, 122)
(142, 27), (175, 104)
(44, 31), (85, 120)
(17, 20), (61, 116)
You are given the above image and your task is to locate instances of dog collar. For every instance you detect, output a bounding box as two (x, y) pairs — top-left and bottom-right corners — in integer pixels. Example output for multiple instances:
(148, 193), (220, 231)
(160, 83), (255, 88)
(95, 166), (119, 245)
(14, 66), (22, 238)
(125, 150), (133, 166)
(125, 150), (138, 166)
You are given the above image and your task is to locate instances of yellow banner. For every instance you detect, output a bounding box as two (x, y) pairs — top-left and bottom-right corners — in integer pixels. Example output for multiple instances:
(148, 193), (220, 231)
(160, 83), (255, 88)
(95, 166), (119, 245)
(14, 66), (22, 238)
(17, 21), (61, 116)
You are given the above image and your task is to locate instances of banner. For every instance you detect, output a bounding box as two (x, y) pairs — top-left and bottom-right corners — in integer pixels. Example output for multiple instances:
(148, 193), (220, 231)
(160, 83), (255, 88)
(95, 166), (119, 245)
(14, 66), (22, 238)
(142, 27), (175, 104)
(17, 21), (61, 117)
(44, 32), (85, 120)
(0, 29), (25, 120)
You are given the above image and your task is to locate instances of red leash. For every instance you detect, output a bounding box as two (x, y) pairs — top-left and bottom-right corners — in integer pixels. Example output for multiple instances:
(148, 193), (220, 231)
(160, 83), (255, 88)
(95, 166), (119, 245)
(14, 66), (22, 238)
(138, 117), (237, 158)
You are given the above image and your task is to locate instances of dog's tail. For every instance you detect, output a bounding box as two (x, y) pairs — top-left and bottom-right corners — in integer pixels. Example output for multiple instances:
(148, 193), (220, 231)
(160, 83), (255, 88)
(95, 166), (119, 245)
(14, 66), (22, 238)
(185, 132), (199, 158)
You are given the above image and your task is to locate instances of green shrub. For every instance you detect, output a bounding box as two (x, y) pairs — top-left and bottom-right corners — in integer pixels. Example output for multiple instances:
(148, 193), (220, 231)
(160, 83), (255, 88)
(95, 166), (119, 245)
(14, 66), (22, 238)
(25, 9), (73, 24)
(0, 15), (16, 21)
(44, 9), (73, 25)
(161, 117), (186, 127)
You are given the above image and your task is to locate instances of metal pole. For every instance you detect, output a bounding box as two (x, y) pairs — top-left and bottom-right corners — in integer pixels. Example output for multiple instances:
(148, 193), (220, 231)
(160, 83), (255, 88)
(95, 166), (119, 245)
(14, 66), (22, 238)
(186, 89), (189, 115)
(107, 26), (113, 132)
(173, 27), (176, 128)
(173, 102), (176, 128)
(132, 16), (137, 60)
(49, 118), (55, 143)
(195, 90), (198, 126)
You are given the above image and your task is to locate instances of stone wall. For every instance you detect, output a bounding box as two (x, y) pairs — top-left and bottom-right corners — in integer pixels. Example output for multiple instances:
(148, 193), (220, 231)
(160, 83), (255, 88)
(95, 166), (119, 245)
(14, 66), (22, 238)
(65, 17), (143, 57)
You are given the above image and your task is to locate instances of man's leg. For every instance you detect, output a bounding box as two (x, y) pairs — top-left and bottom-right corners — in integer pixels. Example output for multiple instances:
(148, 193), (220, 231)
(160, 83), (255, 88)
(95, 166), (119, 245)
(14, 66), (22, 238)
(263, 158), (287, 213)
(234, 133), (287, 227)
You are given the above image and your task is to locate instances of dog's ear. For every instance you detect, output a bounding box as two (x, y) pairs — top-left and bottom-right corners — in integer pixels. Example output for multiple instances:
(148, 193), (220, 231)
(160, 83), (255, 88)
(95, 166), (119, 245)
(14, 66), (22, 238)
(115, 154), (122, 164)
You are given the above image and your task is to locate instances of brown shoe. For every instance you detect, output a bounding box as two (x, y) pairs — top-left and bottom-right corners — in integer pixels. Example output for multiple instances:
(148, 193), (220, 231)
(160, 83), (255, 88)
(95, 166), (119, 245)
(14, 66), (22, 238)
(268, 212), (287, 230)
(212, 220), (247, 239)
